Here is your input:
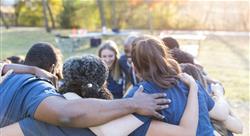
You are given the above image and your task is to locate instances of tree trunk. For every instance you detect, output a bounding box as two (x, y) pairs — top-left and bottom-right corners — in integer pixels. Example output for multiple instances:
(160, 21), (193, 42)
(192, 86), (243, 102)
(111, 1), (117, 29)
(46, 1), (55, 29)
(42, 0), (51, 32)
(96, 0), (106, 31)
(0, 11), (9, 29)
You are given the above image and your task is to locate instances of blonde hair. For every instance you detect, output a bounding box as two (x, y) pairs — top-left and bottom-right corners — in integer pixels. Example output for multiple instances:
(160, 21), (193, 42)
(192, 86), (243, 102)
(98, 40), (122, 81)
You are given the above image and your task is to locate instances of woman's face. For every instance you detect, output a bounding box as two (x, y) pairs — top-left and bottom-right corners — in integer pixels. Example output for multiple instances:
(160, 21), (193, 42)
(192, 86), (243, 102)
(100, 49), (116, 68)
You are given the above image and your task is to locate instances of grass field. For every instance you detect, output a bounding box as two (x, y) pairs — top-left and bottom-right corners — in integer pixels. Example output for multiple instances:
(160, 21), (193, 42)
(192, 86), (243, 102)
(1, 27), (249, 135)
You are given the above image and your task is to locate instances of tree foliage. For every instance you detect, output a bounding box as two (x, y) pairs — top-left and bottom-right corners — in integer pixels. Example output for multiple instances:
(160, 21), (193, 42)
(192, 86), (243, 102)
(4, 0), (249, 31)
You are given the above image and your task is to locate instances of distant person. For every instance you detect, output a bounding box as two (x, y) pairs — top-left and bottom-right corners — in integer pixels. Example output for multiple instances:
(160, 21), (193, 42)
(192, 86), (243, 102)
(98, 40), (126, 98)
(5, 55), (24, 64)
(119, 35), (138, 85)
(161, 36), (180, 49)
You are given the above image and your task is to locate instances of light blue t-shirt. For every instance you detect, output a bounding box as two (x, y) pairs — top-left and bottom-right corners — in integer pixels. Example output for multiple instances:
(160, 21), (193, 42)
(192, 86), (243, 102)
(0, 74), (62, 127)
(126, 80), (215, 136)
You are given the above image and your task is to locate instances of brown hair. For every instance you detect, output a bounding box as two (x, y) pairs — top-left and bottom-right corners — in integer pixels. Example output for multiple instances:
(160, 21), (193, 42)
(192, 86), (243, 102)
(98, 40), (121, 81)
(131, 35), (181, 88)
(170, 48), (194, 64)
(161, 37), (180, 49)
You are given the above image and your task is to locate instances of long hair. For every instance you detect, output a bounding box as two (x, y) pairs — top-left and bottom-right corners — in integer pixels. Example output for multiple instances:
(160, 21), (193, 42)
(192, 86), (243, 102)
(98, 40), (121, 81)
(131, 35), (181, 88)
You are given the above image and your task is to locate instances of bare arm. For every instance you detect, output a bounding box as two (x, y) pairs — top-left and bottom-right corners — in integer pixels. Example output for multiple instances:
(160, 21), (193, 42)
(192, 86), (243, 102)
(1, 63), (58, 86)
(63, 92), (144, 136)
(34, 86), (169, 128)
(221, 108), (243, 134)
(209, 84), (230, 121)
(146, 73), (199, 136)
(0, 123), (24, 136)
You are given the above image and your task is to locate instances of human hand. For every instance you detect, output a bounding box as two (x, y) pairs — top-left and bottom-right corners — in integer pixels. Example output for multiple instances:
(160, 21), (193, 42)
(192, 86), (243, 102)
(34, 67), (58, 88)
(211, 83), (224, 97)
(132, 85), (171, 119)
(178, 73), (197, 91)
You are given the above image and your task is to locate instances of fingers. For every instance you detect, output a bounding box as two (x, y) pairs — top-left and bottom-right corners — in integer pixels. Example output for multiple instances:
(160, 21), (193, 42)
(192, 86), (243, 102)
(151, 93), (167, 98)
(156, 104), (169, 110)
(155, 98), (171, 105)
(153, 111), (165, 119)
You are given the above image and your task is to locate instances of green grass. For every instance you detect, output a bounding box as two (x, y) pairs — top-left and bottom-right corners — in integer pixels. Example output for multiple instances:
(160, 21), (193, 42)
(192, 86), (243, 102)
(1, 28), (249, 102)
(197, 35), (249, 101)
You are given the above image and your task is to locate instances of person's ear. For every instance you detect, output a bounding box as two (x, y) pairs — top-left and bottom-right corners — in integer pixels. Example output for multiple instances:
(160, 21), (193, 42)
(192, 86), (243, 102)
(50, 64), (56, 75)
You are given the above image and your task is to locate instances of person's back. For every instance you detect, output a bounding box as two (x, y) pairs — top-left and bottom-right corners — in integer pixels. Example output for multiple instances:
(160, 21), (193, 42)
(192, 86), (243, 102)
(19, 118), (96, 136)
(126, 35), (215, 136)
(126, 80), (214, 136)
(0, 74), (61, 127)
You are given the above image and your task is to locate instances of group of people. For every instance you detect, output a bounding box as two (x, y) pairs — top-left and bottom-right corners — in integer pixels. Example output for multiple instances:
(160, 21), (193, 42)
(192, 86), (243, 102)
(0, 34), (243, 136)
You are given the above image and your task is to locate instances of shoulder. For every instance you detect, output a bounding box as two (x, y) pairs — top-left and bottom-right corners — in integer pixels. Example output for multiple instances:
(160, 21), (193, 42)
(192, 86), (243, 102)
(118, 55), (128, 65)
(124, 84), (140, 98)
(119, 54), (127, 61)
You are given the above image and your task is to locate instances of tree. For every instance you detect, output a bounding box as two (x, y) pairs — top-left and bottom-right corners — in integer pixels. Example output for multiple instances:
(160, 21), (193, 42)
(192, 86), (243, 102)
(42, 0), (51, 32)
(96, 0), (106, 31)
(46, 1), (55, 28)
(0, 10), (9, 29)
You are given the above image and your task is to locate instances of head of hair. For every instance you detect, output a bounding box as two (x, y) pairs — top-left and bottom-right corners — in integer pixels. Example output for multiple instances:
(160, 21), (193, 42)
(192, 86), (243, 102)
(6, 56), (24, 64)
(131, 35), (181, 88)
(124, 35), (138, 47)
(60, 55), (112, 99)
(98, 40), (121, 81)
(170, 48), (195, 64)
(24, 42), (63, 79)
(180, 63), (208, 91)
(161, 37), (180, 49)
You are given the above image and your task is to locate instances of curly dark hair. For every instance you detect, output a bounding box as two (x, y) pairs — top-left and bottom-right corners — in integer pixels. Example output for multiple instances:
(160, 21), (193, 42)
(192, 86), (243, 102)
(60, 55), (113, 99)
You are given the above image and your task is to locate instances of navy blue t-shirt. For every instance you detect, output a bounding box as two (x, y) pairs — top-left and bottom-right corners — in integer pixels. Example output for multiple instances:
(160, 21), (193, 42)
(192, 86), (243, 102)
(119, 54), (130, 77)
(119, 54), (137, 85)
(126, 80), (215, 136)
(107, 73), (124, 99)
(19, 118), (96, 136)
(0, 74), (62, 127)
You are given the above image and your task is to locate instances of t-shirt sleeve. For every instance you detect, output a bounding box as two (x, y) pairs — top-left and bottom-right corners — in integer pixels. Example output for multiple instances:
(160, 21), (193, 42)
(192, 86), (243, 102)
(19, 118), (97, 136)
(197, 82), (215, 111)
(19, 118), (48, 136)
(23, 80), (64, 118)
(124, 85), (152, 136)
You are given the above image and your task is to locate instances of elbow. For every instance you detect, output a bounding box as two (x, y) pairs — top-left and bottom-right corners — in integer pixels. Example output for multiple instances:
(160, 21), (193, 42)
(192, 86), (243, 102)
(56, 110), (88, 127)
(216, 114), (229, 121)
